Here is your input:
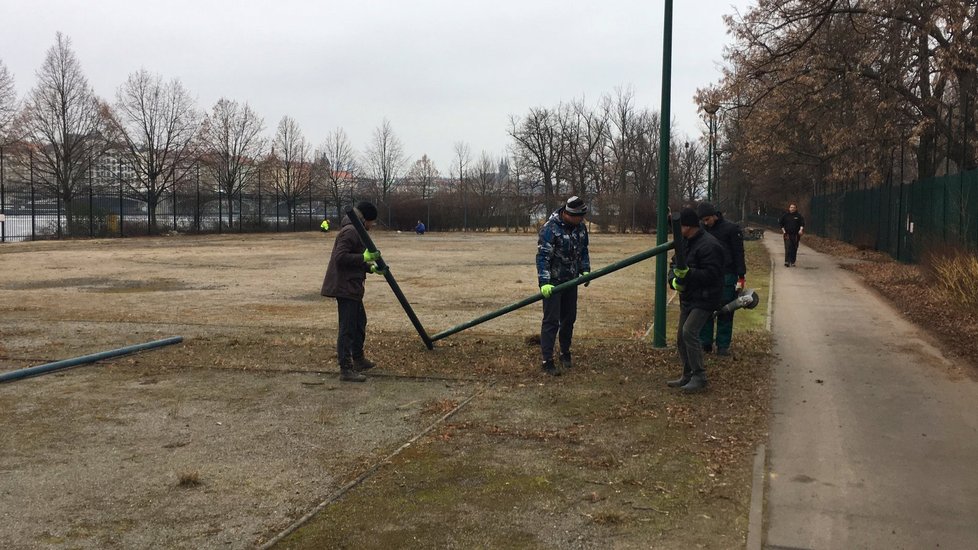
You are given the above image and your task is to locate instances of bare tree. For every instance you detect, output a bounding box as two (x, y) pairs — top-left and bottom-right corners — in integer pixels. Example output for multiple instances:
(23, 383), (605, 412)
(21, 33), (109, 234)
(271, 116), (311, 228)
(364, 118), (407, 223)
(472, 151), (499, 228)
(673, 141), (706, 203)
(452, 141), (471, 230)
(562, 98), (609, 198)
(409, 154), (439, 201)
(604, 88), (636, 205)
(0, 60), (17, 143)
(506, 145), (540, 231)
(200, 98), (265, 229)
(509, 106), (567, 212)
(110, 69), (202, 234)
(317, 127), (359, 221)
(406, 154), (439, 227)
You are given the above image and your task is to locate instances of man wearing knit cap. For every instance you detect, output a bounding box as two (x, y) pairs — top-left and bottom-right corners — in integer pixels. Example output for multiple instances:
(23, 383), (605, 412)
(536, 195), (591, 376)
(667, 207), (724, 393)
(321, 201), (386, 382)
(695, 202), (746, 356)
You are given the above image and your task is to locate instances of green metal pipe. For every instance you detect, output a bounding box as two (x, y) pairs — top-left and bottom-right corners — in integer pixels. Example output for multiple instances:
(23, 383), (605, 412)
(0, 336), (183, 384)
(344, 208), (434, 349)
(430, 240), (675, 343)
(653, 0), (675, 348)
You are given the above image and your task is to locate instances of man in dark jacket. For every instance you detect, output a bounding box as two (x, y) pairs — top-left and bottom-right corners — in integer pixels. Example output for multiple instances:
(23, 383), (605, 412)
(779, 203), (805, 267)
(667, 207), (724, 393)
(536, 196), (591, 376)
(321, 201), (385, 382)
(696, 202), (746, 356)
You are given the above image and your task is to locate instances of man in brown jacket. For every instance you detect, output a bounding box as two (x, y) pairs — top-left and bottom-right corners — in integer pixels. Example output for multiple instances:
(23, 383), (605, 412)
(321, 201), (384, 382)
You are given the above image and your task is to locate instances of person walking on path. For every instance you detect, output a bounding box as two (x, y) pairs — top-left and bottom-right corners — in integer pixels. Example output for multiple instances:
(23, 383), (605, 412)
(319, 218), (330, 233)
(779, 203), (805, 267)
(415, 220), (426, 235)
(536, 196), (591, 376)
(667, 207), (724, 393)
(696, 202), (746, 356)
(321, 201), (386, 382)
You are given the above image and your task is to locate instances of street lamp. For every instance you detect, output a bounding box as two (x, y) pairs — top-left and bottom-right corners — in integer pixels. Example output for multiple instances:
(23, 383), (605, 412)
(703, 103), (720, 202)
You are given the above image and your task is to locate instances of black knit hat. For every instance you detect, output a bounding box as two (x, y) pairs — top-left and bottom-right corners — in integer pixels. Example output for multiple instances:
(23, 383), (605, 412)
(696, 202), (717, 218)
(355, 201), (378, 221)
(564, 196), (587, 215)
(679, 207), (700, 227)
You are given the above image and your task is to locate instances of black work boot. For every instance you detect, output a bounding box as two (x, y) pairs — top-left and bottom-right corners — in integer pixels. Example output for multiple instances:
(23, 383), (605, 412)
(667, 375), (691, 388)
(681, 376), (708, 393)
(339, 359), (366, 382)
(560, 354), (573, 371)
(352, 356), (376, 372)
(542, 359), (562, 376)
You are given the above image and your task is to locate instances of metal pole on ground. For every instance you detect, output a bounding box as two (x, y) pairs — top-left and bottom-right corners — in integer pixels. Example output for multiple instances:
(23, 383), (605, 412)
(430, 240), (676, 343)
(0, 336), (184, 384)
(344, 207), (434, 350)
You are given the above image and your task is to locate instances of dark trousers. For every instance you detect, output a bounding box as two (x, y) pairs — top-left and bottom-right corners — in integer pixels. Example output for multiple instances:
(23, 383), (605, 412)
(540, 286), (578, 362)
(336, 297), (366, 365)
(700, 273), (737, 349)
(784, 233), (800, 264)
(678, 305), (711, 380)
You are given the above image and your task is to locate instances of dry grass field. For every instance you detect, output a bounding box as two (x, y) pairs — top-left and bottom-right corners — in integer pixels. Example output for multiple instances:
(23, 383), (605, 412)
(0, 230), (773, 549)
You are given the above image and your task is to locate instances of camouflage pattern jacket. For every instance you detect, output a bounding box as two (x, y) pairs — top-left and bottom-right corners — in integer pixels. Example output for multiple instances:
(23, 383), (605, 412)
(536, 208), (591, 287)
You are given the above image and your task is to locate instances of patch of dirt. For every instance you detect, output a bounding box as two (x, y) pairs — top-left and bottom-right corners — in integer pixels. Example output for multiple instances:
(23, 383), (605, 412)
(0, 231), (774, 548)
(804, 234), (978, 378)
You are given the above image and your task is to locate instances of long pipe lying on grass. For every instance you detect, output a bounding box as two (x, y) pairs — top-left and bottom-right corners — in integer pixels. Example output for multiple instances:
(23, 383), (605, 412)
(429, 240), (676, 343)
(0, 336), (184, 383)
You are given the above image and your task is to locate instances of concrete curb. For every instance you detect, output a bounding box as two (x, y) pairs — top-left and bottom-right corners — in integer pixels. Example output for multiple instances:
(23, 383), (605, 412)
(746, 443), (766, 550)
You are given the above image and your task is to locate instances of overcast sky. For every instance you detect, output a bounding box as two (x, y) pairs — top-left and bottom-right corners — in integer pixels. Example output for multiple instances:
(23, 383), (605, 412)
(2, 0), (752, 171)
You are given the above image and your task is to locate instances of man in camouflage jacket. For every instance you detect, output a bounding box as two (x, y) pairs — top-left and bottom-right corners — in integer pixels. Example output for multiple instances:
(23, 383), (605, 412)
(536, 196), (591, 376)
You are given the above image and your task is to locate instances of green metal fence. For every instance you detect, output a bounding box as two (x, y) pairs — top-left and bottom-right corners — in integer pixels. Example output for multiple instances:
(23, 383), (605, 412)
(810, 169), (978, 262)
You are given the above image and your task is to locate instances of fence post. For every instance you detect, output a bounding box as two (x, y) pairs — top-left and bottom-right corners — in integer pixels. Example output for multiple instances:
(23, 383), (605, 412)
(195, 162), (201, 234)
(257, 168), (262, 231)
(147, 185), (152, 236)
(89, 158), (94, 237)
(118, 159), (124, 237)
(1, 145), (5, 243)
(56, 187), (62, 239)
(30, 149), (36, 241)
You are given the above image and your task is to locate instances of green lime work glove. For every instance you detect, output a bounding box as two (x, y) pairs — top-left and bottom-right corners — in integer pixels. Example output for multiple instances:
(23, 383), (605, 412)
(370, 264), (387, 275)
(670, 277), (686, 292)
(674, 266), (689, 278)
(582, 271), (590, 287)
(363, 249), (381, 263)
(540, 284), (555, 298)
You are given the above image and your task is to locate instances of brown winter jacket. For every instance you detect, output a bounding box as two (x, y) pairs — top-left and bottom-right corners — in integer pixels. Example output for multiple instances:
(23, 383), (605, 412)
(321, 215), (371, 300)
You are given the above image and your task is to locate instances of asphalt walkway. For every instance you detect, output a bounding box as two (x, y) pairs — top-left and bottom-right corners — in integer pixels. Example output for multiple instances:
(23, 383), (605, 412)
(761, 232), (978, 549)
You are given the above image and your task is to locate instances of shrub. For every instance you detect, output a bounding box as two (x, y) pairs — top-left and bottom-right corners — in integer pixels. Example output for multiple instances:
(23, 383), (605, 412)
(928, 248), (978, 306)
